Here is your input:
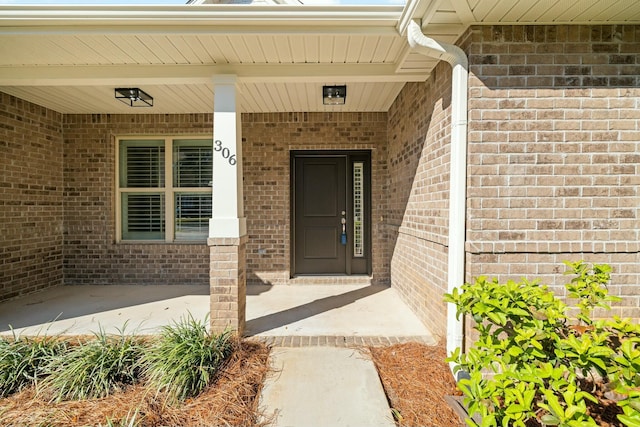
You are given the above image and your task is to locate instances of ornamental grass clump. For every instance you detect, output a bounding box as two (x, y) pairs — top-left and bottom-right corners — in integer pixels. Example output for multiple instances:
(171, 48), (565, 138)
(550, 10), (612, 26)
(41, 328), (144, 401)
(445, 261), (640, 427)
(142, 314), (233, 404)
(101, 409), (140, 427)
(0, 334), (67, 397)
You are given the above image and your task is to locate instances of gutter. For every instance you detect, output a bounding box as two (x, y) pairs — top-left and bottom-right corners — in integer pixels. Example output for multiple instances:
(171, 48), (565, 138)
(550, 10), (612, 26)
(406, 19), (468, 376)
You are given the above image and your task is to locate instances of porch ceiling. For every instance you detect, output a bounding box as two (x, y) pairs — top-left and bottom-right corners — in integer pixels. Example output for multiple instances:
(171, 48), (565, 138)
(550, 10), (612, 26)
(0, 0), (638, 114)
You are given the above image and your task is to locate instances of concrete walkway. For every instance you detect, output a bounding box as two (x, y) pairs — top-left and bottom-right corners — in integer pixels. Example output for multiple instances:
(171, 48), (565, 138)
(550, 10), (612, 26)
(259, 346), (396, 427)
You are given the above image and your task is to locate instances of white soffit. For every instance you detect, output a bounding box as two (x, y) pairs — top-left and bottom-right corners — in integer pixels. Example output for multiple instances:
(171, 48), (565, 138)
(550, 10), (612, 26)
(0, 82), (405, 114)
(430, 0), (640, 33)
(0, 5), (418, 113)
(466, 0), (640, 24)
(0, 34), (408, 67)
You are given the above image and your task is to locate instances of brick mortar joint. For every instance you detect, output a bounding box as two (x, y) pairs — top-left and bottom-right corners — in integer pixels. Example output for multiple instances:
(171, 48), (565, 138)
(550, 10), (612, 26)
(466, 240), (640, 255)
(396, 225), (449, 248)
(207, 236), (248, 247)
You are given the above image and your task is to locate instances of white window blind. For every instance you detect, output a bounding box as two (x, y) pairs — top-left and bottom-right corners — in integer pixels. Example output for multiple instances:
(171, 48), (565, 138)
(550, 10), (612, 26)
(119, 140), (165, 188)
(173, 139), (212, 188)
(117, 137), (213, 242)
(122, 193), (165, 240)
(175, 193), (212, 241)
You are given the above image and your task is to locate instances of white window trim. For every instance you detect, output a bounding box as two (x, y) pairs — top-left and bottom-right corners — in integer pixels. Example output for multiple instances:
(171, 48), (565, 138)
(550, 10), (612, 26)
(115, 135), (212, 244)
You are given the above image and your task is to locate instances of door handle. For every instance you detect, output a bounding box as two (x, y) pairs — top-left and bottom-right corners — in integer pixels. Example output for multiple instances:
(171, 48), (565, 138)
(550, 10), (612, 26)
(340, 215), (347, 245)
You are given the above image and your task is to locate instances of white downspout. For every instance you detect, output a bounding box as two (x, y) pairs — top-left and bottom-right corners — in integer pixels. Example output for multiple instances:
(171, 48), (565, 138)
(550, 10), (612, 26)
(407, 20), (468, 373)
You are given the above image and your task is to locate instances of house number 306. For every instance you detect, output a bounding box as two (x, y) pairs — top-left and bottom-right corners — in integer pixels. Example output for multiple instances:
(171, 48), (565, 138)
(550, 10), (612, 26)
(214, 140), (237, 166)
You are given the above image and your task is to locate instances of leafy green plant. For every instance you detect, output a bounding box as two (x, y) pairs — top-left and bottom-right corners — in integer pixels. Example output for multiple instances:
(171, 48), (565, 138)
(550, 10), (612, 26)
(608, 319), (640, 427)
(445, 261), (640, 427)
(41, 327), (144, 401)
(565, 262), (620, 324)
(142, 314), (233, 404)
(0, 334), (67, 397)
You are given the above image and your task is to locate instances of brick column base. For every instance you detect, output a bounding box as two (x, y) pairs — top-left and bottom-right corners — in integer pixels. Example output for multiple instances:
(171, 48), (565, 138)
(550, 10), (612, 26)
(208, 236), (247, 335)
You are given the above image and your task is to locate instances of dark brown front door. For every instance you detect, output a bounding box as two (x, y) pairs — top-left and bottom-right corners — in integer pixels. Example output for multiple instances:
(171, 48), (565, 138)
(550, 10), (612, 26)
(292, 152), (371, 276)
(293, 156), (347, 274)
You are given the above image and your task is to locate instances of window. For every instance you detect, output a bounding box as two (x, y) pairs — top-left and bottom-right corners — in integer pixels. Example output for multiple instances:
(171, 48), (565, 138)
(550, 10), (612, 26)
(116, 137), (212, 242)
(353, 161), (364, 257)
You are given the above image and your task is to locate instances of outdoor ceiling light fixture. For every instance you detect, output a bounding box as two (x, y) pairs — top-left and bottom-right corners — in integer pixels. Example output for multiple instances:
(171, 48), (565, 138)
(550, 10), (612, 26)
(114, 88), (153, 107)
(322, 85), (346, 105)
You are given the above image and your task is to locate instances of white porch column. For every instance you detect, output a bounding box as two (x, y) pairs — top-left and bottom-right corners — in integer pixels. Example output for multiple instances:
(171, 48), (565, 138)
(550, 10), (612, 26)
(208, 75), (247, 334)
(209, 74), (246, 239)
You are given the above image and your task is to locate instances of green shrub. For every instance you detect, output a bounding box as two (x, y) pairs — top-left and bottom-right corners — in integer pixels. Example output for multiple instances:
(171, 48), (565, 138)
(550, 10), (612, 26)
(0, 334), (67, 397)
(42, 328), (144, 401)
(445, 260), (640, 427)
(142, 315), (233, 404)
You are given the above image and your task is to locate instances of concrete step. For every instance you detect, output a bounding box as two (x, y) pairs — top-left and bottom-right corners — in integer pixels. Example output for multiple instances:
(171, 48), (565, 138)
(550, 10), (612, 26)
(249, 335), (435, 347)
(287, 276), (373, 286)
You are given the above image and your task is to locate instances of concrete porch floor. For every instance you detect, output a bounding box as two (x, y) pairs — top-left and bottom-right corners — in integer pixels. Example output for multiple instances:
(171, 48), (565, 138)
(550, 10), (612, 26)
(0, 284), (434, 342)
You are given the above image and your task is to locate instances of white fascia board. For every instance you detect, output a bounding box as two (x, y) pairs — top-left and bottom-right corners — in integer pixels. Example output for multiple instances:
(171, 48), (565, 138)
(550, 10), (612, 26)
(398, 0), (430, 35)
(0, 24), (399, 36)
(0, 63), (429, 86)
(0, 5), (403, 31)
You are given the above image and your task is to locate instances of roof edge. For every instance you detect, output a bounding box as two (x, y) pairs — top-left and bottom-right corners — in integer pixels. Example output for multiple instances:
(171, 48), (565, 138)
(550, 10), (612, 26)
(0, 5), (405, 28)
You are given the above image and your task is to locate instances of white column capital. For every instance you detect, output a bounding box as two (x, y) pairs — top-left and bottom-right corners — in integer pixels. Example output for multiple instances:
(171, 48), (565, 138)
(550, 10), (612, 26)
(212, 74), (238, 85)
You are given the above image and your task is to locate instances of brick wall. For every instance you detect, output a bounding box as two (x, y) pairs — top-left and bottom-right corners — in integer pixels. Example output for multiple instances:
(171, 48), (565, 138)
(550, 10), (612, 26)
(242, 112), (389, 285)
(63, 114), (212, 285)
(386, 25), (640, 336)
(0, 93), (64, 301)
(386, 58), (457, 337)
(466, 25), (640, 320)
(209, 236), (247, 334)
(63, 112), (390, 288)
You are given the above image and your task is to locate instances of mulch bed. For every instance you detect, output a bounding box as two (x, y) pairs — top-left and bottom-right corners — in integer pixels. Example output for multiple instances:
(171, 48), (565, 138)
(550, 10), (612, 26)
(370, 342), (463, 427)
(0, 340), (270, 427)
(370, 342), (627, 427)
(4, 337), (620, 427)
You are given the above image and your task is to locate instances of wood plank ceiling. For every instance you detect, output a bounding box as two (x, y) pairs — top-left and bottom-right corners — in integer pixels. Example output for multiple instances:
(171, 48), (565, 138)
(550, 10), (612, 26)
(0, 0), (639, 114)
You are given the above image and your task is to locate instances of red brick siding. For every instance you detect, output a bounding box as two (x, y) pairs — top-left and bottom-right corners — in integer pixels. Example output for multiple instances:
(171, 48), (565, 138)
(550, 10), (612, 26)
(386, 58), (457, 336)
(209, 236), (247, 334)
(386, 25), (640, 335)
(242, 112), (389, 285)
(0, 93), (64, 301)
(467, 25), (640, 320)
(63, 112), (390, 287)
(62, 114), (212, 285)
